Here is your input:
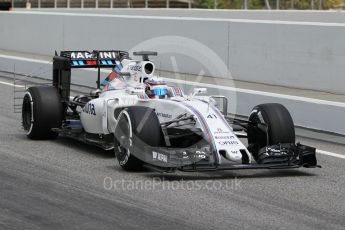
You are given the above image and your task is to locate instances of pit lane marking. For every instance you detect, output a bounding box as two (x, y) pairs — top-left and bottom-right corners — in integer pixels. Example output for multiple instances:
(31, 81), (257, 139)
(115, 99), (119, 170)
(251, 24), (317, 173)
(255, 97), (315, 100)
(316, 149), (345, 160)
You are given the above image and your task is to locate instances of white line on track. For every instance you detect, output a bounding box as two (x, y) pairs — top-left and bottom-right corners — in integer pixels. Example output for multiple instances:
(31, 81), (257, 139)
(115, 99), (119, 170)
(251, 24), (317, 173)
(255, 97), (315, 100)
(165, 78), (345, 108)
(0, 54), (51, 64)
(0, 80), (24, 87)
(316, 149), (345, 159)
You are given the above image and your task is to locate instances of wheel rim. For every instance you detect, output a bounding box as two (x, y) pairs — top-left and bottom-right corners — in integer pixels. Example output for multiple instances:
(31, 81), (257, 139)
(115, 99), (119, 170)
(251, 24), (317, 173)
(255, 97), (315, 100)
(115, 114), (132, 166)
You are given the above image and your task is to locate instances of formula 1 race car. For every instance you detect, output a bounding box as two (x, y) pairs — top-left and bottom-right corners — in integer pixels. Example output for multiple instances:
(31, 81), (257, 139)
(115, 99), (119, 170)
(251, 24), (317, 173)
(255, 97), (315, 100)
(22, 50), (319, 172)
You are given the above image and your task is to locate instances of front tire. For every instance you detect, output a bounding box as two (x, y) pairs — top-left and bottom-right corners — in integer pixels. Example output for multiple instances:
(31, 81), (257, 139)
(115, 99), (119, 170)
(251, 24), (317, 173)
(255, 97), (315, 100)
(114, 106), (164, 171)
(22, 86), (63, 139)
(247, 103), (295, 161)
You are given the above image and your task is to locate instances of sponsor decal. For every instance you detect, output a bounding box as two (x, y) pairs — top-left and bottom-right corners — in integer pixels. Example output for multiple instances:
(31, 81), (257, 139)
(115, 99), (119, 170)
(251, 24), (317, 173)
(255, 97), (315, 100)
(130, 65), (142, 72)
(70, 51), (117, 59)
(215, 136), (235, 139)
(181, 150), (207, 160)
(156, 112), (172, 119)
(218, 140), (239, 146)
(83, 103), (96, 116)
(152, 151), (168, 163)
(195, 150), (207, 159)
(214, 128), (230, 134)
(207, 113), (218, 119)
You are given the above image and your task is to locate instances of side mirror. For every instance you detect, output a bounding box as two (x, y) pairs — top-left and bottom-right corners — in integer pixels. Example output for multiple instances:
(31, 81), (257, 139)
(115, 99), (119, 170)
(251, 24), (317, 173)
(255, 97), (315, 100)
(210, 96), (228, 116)
(192, 88), (207, 96)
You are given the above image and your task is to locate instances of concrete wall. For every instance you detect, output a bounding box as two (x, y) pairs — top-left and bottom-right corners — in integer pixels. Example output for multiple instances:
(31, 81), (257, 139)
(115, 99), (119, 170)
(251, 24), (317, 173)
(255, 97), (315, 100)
(1, 11), (345, 94)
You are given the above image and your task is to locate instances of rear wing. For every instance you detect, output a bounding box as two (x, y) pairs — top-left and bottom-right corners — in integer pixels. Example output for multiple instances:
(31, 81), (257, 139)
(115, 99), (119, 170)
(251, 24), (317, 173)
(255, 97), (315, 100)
(59, 50), (129, 68)
(53, 50), (129, 105)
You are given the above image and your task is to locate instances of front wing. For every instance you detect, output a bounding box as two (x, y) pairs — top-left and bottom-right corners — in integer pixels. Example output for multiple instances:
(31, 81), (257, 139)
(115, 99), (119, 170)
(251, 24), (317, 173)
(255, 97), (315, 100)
(129, 143), (320, 172)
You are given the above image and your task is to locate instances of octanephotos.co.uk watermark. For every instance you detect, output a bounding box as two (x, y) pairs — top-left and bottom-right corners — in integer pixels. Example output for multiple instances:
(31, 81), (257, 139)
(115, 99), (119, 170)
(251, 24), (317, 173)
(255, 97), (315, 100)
(103, 176), (242, 191)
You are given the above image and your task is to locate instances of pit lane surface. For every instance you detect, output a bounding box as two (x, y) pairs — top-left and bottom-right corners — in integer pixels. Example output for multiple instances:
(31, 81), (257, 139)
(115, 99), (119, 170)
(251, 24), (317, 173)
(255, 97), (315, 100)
(0, 77), (344, 230)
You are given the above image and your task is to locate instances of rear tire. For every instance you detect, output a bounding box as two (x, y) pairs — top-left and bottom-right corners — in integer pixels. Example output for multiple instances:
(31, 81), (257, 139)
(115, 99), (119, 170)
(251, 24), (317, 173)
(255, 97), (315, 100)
(22, 86), (63, 139)
(247, 103), (295, 160)
(114, 106), (164, 171)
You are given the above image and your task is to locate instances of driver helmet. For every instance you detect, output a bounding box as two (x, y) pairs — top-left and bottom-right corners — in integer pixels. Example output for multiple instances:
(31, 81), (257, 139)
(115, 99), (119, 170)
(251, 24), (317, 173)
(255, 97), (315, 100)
(144, 78), (168, 99)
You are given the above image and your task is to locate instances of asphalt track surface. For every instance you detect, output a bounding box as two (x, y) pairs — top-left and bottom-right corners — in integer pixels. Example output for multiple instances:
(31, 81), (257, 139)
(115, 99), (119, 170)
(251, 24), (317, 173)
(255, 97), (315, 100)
(0, 76), (344, 230)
